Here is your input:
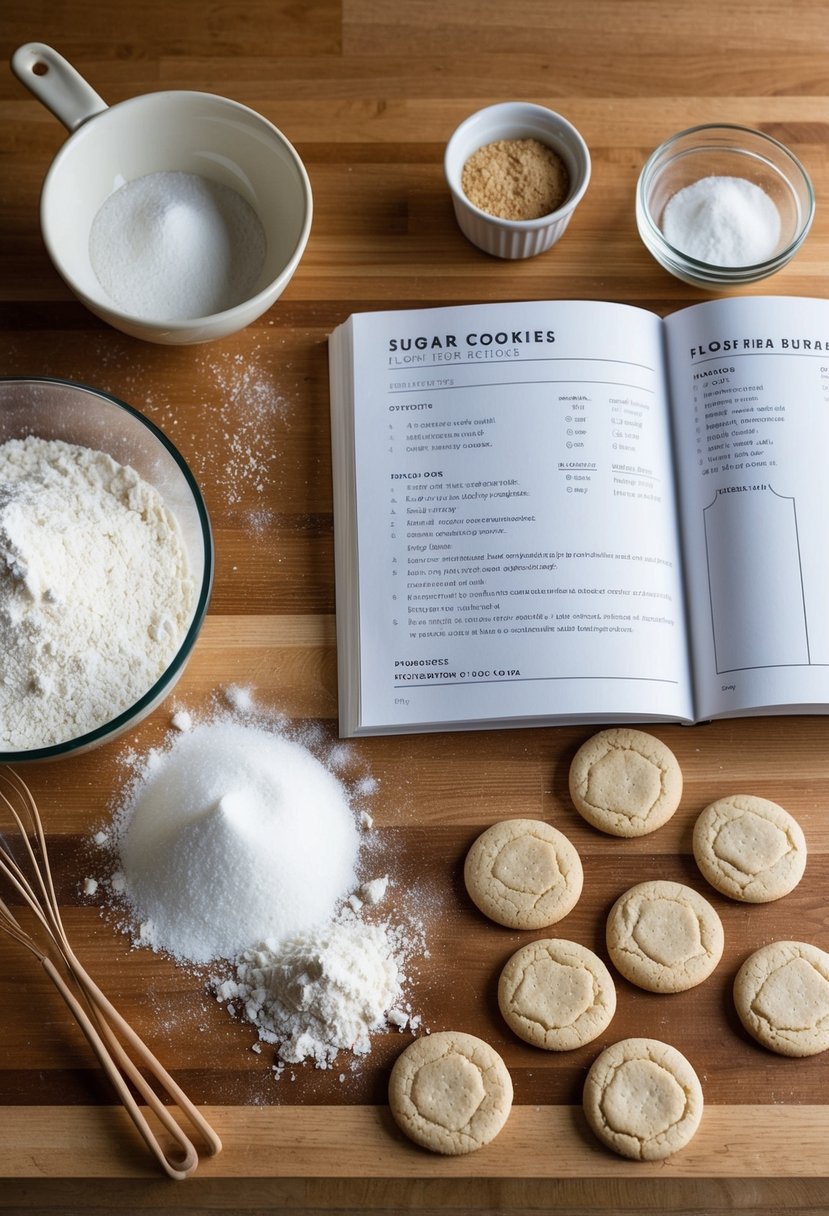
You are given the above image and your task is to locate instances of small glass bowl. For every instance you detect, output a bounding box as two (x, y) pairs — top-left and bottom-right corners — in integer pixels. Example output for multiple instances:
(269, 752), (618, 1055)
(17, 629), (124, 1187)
(0, 377), (213, 761)
(636, 123), (814, 288)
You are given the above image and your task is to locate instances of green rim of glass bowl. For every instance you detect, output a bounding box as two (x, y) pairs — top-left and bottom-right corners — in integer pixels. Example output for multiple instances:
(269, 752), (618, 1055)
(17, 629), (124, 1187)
(636, 123), (816, 286)
(0, 375), (214, 762)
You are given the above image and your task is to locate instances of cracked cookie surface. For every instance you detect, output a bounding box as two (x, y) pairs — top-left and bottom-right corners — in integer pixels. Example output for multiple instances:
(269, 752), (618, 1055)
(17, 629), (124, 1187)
(583, 1036), (703, 1159)
(568, 728), (682, 837)
(498, 937), (616, 1050)
(693, 794), (807, 902)
(463, 818), (583, 929)
(606, 879), (724, 993)
(733, 940), (829, 1057)
(388, 1030), (513, 1154)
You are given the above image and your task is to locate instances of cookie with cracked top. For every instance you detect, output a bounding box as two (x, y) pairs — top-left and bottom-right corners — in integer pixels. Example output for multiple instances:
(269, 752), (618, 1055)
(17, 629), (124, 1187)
(569, 727), (682, 837)
(733, 940), (829, 1057)
(693, 793), (806, 902)
(463, 817), (583, 929)
(498, 937), (616, 1050)
(583, 1036), (703, 1160)
(388, 1030), (513, 1155)
(606, 879), (724, 993)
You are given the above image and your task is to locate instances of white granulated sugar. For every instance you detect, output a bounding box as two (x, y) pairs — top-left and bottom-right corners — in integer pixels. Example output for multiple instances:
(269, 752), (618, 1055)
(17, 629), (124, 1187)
(0, 436), (194, 750)
(170, 709), (193, 732)
(115, 719), (360, 964)
(220, 912), (411, 1069)
(89, 171), (266, 321)
(224, 683), (254, 713)
(327, 744), (353, 770)
(82, 877), (99, 896)
(662, 174), (781, 266)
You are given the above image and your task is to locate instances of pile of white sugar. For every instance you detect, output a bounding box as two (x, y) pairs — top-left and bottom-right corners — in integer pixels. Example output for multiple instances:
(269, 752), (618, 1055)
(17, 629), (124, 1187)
(0, 436), (194, 750)
(89, 171), (267, 321)
(662, 174), (781, 266)
(109, 711), (426, 1069)
(117, 719), (360, 963)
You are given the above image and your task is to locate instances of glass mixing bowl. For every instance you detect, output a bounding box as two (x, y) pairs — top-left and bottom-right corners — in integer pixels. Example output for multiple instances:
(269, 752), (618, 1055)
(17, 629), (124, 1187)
(0, 377), (213, 761)
(636, 124), (814, 288)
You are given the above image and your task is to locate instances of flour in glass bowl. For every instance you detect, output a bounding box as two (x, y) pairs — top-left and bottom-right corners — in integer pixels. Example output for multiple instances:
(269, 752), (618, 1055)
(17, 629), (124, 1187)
(89, 171), (267, 320)
(0, 435), (194, 750)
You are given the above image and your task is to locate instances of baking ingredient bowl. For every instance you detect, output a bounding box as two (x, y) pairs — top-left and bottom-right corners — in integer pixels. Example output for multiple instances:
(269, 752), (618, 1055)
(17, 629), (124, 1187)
(444, 101), (591, 259)
(636, 123), (814, 288)
(0, 377), (213, 762)
(11, 43), (313, 344)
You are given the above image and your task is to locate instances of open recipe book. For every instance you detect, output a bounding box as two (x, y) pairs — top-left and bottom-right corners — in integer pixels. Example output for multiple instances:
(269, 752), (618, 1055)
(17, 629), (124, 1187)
(329, 295), (829, 736)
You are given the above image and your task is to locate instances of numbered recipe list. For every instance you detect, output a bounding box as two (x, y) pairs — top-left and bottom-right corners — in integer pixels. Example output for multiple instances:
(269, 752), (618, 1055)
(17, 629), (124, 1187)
(330, 301), (693, 733)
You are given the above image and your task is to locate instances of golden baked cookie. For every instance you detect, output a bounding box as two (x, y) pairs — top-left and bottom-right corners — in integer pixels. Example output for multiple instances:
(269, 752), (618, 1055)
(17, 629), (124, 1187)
(463, 818), (583, 929)
(693, 794), (807, 903)
(583, 1037), (703, 1160)
(606, 879), (724, 993)
(733, 940), (829, 1057)
(388, 1030), (513, 1155)
(498, 937), (616, 1050)
(568, 728), (682, 837)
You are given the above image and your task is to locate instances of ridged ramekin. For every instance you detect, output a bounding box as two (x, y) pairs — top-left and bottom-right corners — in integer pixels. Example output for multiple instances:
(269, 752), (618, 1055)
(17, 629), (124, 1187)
(444, 101), (591, 260)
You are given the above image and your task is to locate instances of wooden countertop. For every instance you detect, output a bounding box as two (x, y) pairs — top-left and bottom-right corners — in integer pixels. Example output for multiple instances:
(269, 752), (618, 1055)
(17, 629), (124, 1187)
(1, 2), (828, 1211)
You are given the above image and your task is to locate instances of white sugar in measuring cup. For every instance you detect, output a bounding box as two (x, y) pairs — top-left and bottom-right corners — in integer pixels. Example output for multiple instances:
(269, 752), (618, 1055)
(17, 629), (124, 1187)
(11, 43), (313, 344)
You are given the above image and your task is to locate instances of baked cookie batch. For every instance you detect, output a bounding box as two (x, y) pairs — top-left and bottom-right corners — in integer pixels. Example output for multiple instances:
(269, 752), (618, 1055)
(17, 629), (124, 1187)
(388, 726), (828, 1161)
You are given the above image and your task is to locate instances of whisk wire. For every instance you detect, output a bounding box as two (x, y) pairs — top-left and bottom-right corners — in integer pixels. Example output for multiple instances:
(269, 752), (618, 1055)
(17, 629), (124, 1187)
(0, 766), (222, 1179)
(0, 769), (69, 942)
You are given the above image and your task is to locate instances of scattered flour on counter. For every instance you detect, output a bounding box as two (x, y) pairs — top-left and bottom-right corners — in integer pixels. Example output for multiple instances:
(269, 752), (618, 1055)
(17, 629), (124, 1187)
(360, 876), (389, 905)
(188, 347), (292, 510)
(40, 334), (301, 525)
(0, 435), (194, 750)
(217, 910), (423, 1069)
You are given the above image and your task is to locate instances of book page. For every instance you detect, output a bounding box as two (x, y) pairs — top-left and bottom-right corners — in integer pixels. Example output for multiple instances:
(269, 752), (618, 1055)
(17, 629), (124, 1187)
(666, 296), (829, 719)
(336, 300), (693, 733)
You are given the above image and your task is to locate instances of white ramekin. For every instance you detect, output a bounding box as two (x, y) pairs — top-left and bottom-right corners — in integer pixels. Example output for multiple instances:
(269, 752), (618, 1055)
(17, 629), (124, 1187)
(444, 101), (591, 259)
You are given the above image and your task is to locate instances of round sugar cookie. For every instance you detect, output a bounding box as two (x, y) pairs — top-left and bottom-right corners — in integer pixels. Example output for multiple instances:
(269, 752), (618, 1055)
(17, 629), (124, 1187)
(388, 1030), (513, 1155)
(733, 940), (829, 1057)
(606, 880), (724, 993)
(583, 1037), (703, 1160)
(498, 938), (616, 1050)
(693, 794), (807, 903)
(568, 728), (682, 837)
(463, 818), (583, 929)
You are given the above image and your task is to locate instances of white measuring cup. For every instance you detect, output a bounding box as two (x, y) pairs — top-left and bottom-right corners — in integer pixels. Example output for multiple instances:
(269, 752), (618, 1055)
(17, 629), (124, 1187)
(12, 43), (313, 344)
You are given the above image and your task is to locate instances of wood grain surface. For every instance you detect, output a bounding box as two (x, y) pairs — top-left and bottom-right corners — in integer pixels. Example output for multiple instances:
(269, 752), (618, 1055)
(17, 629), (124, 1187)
(1, 2), (829, 1212)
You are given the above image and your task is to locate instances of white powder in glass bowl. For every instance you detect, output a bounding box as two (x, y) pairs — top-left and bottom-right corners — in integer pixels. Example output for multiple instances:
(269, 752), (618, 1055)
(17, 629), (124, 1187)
(0, 435), (194, 750)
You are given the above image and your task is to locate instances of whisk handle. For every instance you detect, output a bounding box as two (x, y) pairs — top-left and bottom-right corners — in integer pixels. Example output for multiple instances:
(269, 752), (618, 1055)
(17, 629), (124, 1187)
(64, 947), (223, 1158)
(41, 957), (199, 1181)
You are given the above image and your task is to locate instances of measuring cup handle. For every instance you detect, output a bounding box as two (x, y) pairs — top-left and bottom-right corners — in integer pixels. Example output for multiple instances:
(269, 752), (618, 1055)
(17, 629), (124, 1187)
(11, 42), (107, 132)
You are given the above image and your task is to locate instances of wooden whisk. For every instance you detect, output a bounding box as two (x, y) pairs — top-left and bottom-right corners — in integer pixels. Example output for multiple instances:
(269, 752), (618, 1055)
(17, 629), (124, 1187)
(0, 767), (222, 1180)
